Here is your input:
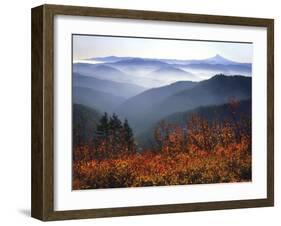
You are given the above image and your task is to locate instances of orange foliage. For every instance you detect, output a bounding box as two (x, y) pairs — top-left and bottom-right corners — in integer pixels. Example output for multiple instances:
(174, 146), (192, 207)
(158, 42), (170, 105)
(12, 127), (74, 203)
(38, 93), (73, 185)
(73, 110), (251, 189)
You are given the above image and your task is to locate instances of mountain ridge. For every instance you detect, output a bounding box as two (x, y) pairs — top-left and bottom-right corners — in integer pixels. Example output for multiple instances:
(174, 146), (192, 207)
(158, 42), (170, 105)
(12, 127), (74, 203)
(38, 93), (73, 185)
(73, 73), (146, 98)
(117, 74), (251, 134)
(85, 54), (250, 65)
(73, 86), (126, 113)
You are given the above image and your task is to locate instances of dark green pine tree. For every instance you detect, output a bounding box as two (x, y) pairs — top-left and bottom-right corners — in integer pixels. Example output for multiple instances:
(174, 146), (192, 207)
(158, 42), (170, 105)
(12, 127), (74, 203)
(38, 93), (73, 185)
(92, 112), (110, 159)
(109, 113), (123, 131)
(94, 113), (136, 157)
(108, 113), (123, 153)
(95, 112), (109, 140)
(123, 119), (136, 153)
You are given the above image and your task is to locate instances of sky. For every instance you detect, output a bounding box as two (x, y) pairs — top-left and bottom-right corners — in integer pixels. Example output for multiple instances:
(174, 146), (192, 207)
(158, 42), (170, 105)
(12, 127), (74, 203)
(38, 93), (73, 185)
(72, 34), (253, 63)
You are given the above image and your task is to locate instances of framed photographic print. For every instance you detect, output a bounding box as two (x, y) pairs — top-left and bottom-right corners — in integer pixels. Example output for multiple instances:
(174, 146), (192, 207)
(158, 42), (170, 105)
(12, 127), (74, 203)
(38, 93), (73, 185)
(31, 4), (274, 221)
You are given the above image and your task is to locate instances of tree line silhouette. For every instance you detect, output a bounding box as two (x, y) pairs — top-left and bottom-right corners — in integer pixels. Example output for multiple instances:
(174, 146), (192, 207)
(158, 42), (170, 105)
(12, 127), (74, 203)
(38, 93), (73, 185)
(74, 113), (136, 161)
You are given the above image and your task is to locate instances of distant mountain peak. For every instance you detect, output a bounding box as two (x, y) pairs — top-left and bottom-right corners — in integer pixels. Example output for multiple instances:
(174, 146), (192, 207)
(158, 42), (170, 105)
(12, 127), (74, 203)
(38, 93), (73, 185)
(205, 54), (235, 65)
(212, 54), (225, 59)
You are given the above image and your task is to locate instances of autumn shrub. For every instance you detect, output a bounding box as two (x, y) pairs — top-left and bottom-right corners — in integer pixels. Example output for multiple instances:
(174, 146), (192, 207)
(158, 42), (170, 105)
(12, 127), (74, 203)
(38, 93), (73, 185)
(73, 102), (252, 189)
(73, 136), (251, 189)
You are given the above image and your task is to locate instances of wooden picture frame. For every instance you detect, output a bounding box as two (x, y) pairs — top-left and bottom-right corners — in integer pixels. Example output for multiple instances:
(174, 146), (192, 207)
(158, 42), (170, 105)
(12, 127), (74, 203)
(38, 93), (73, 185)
(31, 4), (274, 221)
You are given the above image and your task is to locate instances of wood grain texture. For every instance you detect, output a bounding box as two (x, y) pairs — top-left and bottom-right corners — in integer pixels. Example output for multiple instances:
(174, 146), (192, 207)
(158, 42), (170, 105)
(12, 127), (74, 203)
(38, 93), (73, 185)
(267, 19), (274, 206)
(31, 5), (44, 220)
(31, 5), (55, 220)
(31, 4), (274, 221)
(45, 4), (272, 26)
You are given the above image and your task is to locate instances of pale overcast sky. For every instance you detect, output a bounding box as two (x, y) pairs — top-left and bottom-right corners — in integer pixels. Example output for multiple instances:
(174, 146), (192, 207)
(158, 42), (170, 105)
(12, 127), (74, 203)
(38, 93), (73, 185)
(72, 34), (253, 63)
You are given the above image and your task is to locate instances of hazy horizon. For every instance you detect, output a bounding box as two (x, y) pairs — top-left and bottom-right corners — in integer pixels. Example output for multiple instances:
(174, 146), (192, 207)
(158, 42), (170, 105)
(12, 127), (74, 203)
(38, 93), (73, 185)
(73, 54), (247, 64)
(73, 35), (253, 63)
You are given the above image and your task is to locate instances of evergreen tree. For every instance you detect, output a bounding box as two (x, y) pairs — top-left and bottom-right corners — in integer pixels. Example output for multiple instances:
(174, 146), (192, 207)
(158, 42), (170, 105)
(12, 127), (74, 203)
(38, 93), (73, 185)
(108, 113), (123, 154)
(109, 113), (122, 131)
(90, 112), (110, 159)
(123, 119), (136, 153)
(93, 113), (137, 158)
(96, 112), (109, 139)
